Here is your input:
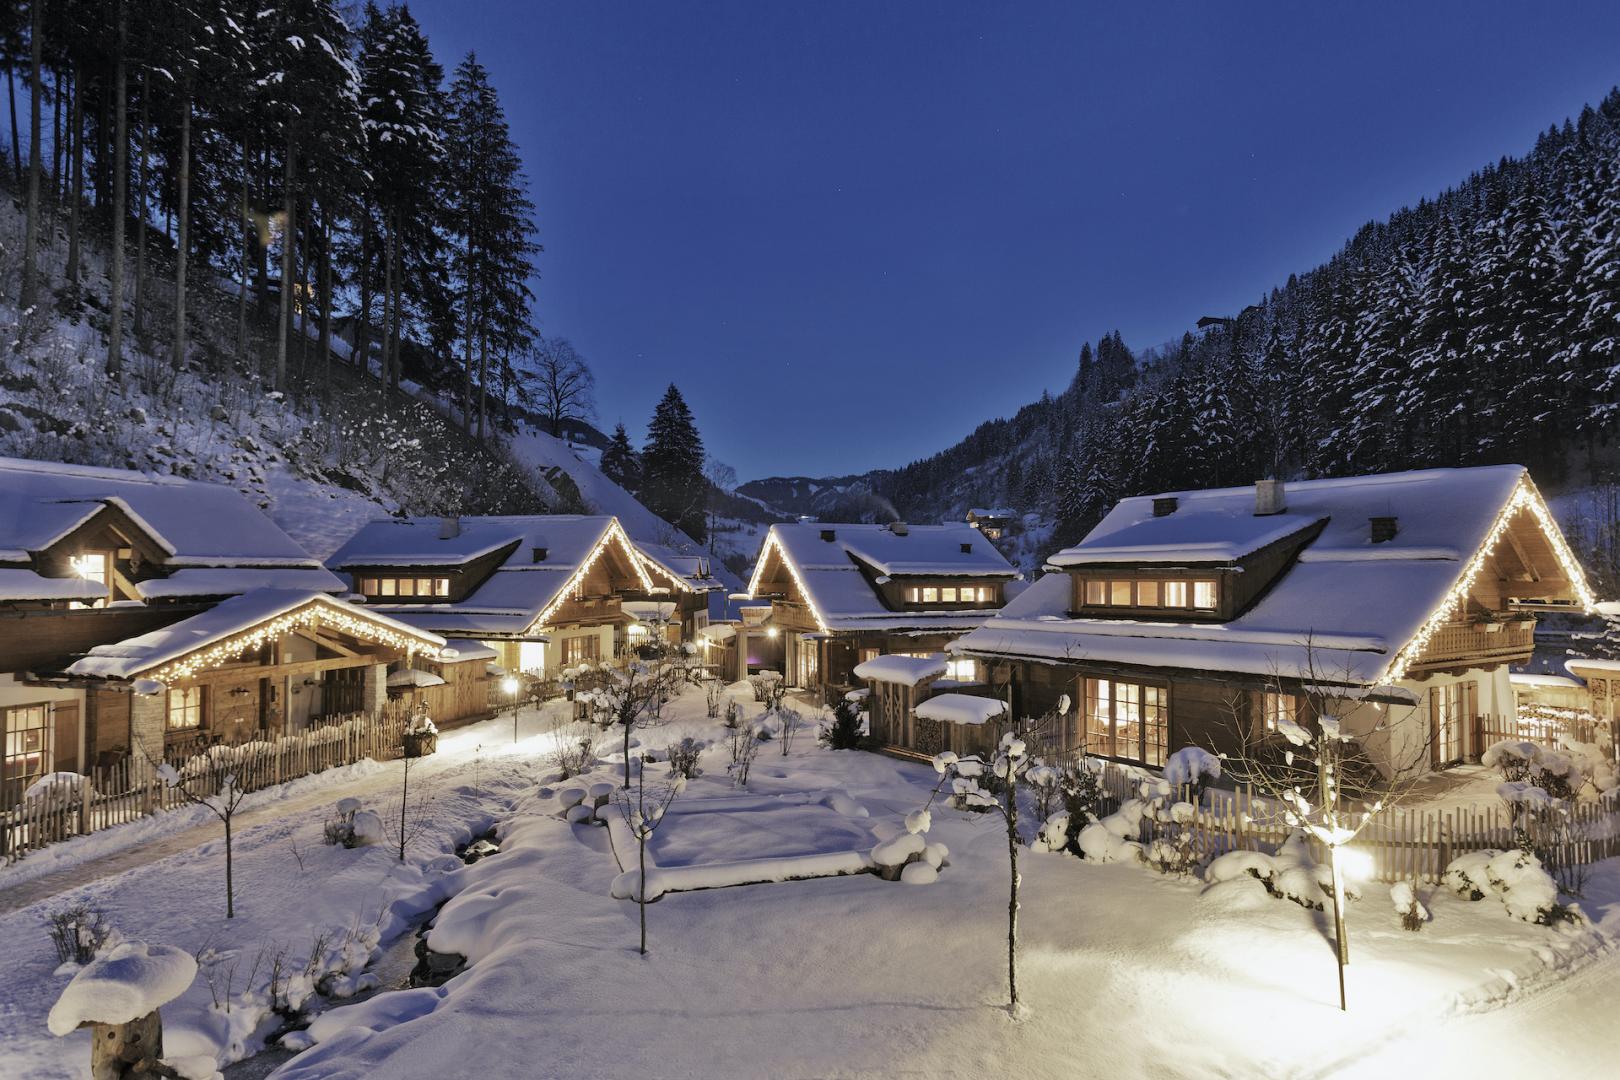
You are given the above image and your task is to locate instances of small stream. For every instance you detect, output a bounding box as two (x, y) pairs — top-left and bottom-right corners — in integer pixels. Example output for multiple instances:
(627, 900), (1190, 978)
(221, 830), (500, 1079)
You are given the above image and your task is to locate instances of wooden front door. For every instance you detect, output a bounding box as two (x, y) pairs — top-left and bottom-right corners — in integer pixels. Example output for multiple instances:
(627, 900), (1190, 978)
(52, 703), (80, 773)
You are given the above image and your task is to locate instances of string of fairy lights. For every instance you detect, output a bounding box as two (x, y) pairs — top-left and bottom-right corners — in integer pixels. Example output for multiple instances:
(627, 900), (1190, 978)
(1382, 477), (1597, 684)
(526, 520), (658, 635)
(744, 530), (831, 634)
(143, 598), (444, 685)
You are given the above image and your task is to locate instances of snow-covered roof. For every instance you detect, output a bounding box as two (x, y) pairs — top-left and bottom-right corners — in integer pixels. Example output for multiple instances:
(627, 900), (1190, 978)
(1565, 657), (1620, 675)
(853, 654), (947, 686)
(634, 541), (722, 592)
(957, 466), (1588, 686)
(440, 639), (499, 662)
(748, 521), (1015, 633)
(0, 569), (109, 602)
(0, 456), (325, 569)
(66, 589), (444, 681)
(1509, 672), (1582, 689)
(387, 667), (446, 688)
(915, 693), (1007, 726)
(133, 567), (345, 600)
(1051, 511), (1324, 566)
(328, 515), (649, 637)
(623, 601), (677, 623)
(967, 507), (1016, 520)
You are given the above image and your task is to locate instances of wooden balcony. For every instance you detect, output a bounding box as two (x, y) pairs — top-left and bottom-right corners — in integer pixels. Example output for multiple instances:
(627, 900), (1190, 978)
(1411, 619), (1536, 672)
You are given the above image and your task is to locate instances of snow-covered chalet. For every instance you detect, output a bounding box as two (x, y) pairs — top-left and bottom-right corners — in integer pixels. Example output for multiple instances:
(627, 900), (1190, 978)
(743, 521), (1018, 693)
(0, 457), (452, 802)
(326, 515), (721, 679)
(951, 467), (1597, 777)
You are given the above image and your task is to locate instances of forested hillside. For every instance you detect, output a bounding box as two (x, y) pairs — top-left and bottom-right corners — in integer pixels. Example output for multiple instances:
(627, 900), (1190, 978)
(777, 88), (1620, 564)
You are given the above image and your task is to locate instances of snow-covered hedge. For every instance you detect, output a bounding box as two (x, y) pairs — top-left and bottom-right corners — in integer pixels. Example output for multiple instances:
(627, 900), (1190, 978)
(1442, 848), (1580, 925)
(1204, 833), (1360, 910)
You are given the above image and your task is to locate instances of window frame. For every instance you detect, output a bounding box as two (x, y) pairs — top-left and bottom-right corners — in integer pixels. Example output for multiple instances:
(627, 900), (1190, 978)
(166, 686), (206, 732)
(1083, 676), (1169, 766)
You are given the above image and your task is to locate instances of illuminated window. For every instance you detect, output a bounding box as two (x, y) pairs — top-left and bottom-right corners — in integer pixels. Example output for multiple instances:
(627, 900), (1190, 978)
(397, 578), (416, 597)
(562, 635), (601, 666)
(944, 656), (977, 681)
(922, 587), (938, 603)
(1110, 581), (1132, 606)
(69, 551), (111, 607)
(1084, 677), (1168, 766)
(906, 587), (920, 602)
(166, 686), (205, 731)
(359, 577), (378, 595)
(1192, 580), (1217, 610)
(1259, 691), (1294, 734)
(1163, 581), (1188, 607)
(2, 703), (51, 800)
(1137, 580), (1159, 607)
(941, 587), (958, 602)
(435, 578), (450, 597)
(1085, 580), (1106, 605)
(379, 578), (397, 597)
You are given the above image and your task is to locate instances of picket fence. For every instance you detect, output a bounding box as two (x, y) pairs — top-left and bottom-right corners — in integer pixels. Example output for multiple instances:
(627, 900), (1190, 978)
(1, 709), (412, 866)
(1089, 758), (1620, 885)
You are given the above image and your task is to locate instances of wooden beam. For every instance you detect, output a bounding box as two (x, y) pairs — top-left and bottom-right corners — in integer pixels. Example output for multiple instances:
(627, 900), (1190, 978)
(292, 628), (359, 657)
(175, 654), (383, 687)
(1503, 526), (1541, 582)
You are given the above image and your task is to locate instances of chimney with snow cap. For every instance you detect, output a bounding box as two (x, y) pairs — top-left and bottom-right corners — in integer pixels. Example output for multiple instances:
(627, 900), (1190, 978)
(888, 522), (909, 536)
(1254, 479), (1286, 516)
(1152, 497), (1178, 518)
(439, 516), (461, 540)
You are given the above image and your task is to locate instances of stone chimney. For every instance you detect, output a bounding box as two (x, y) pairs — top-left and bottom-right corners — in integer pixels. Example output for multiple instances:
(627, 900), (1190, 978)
(888, 522), (910, 536)
(1254, 479), (1286, 516)
(1152, 497), (1178, 518)
(438, 516), (461, 540)
(1370, 516), (1399, 544)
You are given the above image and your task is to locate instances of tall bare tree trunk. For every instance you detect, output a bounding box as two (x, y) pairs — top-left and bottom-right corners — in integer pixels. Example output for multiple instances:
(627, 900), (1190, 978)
(65, 67), (81, 289)
(49, 62), (58, 196)
(172, 84), (192, 371)
(18, 0), (42, 310)
(236, 143), (249, 362)
(319, 210), (334, 393)
(354, 206), (373, 373)
(133, 65), (149, 338)
(275, 140), (295, 390)
(462, 239), (475, 430)
(380, 214), (396, 393)
(297, 207), (311, 374)
(106, 3), (129, 376)
(6, 56), (20, 186)
(389, 221), (403, 394)
(477, 328), (488, 440)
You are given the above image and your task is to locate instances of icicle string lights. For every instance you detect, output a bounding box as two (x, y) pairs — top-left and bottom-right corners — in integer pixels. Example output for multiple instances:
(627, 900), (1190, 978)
(145, 598), (445, 684)
(527, 520), (657, 634)
(1383, 477), (1596, 684)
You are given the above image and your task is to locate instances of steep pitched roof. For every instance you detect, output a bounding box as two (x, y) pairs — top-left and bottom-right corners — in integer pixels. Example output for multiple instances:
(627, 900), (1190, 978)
(327, 515), (653, 637)
(956, 466), (1596, 685)
(747, 521), (1016, 633)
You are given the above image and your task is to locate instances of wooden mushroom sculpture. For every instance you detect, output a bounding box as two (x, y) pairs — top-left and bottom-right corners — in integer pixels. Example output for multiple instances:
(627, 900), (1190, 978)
(48, 941), (197, 1079)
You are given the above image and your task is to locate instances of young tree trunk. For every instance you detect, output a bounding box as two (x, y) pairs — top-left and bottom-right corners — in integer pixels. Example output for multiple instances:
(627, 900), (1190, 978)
(132, 66), (149, 338)
(275, 138), (294, 389)
(623, 721), (633, 789)
(638, 832), (648, 955)
(65, 68), (82, 289)
(18, 0), (42, 310)
(105, 2), (129, 376)
(398, 756), (410, 862)
(1005, 781), (1020, 1010)
(224, 812), (235, 919)
(172, 86), (191, 371)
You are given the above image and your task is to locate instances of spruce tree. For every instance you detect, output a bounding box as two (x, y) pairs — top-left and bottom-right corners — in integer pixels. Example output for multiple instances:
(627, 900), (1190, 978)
(642, 385), (708, 542)
(600, 422), (643, 494)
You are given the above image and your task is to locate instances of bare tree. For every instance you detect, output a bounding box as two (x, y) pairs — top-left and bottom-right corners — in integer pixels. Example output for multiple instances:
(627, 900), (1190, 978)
(704, 456), (738, 555)
(145, 741), (250, 919)
(579, 659), (663, 788)
(1220, 643), (1431, 1011)
(614, 767), (685, 955)
(925, 698), (1064, 1014)
(531, 337), (596, 438)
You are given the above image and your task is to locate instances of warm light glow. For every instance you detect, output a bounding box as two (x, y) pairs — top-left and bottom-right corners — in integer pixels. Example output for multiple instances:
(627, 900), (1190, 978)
(144, 597), (443, 684)
(526, 519), (656, 635)
(69, 554), (103, 581)
(767, 627), (780, 639)
(745, 530), (831, 634)
(1335, 846), (1373, 882)
(501, 675), (521, 697)
(1383, 477), (1597, 683)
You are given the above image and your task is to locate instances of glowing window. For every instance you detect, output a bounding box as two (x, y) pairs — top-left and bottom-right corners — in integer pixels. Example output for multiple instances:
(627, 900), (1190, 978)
(1085, 580), (1106, 605)
(1137, 580), (1159, 607)
(1110, 581), (1133, 606)
(435, 578), (450, 597)
(1163, 581), (1188, 607)
(922, 587), (938, 603)
(166, 686), (205, 731)
(941, 587), (958, 602)
(1192, 581), (1217, 610)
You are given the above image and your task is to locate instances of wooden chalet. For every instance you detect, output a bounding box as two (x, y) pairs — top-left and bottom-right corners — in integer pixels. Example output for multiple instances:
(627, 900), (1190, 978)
(965, 507), (1017, 541)
(937, 467), (1596, 777)
(325, 515), (719, 681)
(743, 521), (1018, 693)
(0, 457), (446, 803)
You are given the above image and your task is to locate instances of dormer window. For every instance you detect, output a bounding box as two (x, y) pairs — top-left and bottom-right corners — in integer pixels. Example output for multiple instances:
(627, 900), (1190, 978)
(358, 576), (451, 599)
(69, 551), (112, 607)
(905, 584), (995, 605)
(1083, 577), (1218, 612)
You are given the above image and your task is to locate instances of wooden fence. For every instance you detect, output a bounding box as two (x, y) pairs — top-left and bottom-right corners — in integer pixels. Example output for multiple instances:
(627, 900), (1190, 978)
(1088, 758), (1620, 885)
(1477, 709), (1611, 753)
(1, 709), (411, 866)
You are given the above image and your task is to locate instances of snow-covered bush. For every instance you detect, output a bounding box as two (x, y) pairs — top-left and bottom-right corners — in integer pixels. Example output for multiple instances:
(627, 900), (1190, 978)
(1391, 881), (1428, 931)
(666, 736), (704, 779)
(1482, 738), (1590, 800)
(1163, 745), (1221, 800)
(726, 722), (762, 788)
(704, 678), (725, 718)
(1443, 848), (1579, 925)
(47, 903), (112, 966)
(1556, 735), (1619, 795)
(1077, 799), (1147, 864)
(350, 810), (387, 847)
(722, 701), (743, 729)
(323, 797), (363, 847)
(1204, 833), (1355, 910)
(1482, 739), (1539, 783)
(819, 697), (866, 750)
(547, 726), (596, 780)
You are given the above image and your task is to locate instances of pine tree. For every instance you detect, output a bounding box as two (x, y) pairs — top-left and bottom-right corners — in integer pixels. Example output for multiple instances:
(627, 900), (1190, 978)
(642, 385), (708, 542)
(600, 422), (643, 494)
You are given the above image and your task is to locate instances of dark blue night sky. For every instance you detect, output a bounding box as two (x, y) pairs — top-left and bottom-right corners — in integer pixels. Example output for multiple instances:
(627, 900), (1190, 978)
(410, 1), (1620, 480)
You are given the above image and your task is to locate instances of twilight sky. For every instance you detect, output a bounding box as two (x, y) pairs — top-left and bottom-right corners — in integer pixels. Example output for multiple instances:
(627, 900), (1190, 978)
(410, 1), (1620, 482)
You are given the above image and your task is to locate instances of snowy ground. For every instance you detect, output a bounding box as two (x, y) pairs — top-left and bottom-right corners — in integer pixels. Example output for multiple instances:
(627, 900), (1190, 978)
(3, 685), (1617, 1079)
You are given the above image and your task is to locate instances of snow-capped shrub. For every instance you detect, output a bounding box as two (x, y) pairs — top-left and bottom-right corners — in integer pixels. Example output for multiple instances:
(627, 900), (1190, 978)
(900, 862), (938, 885)
(548, 728), (596, 780)
(404, 711), (438, 736)
(47, 903), (112, 966)
(1145, 834), (1197, 876)
(1203, 833), (1353, 910)
(1163, 746), (1221, 798)
(1483, 737), (1600, 800)
(871, 831), (926, 868)
(323, 799), (361, 847)
(904, 808), (932, 834)
(1034, 811), (1071, 853)
(818, 698), (866, 750)
(1078, 798), (1148, 864)
(666, 736), (704, 779)
(1443, 848), (1580, 925)
(1205, 849), (1274, 886)
(1391, 881), (1428, 930)
(350, 810), (386, 847)
(1482, 739), (1539, 783)
(1556, 735), (1619, 794)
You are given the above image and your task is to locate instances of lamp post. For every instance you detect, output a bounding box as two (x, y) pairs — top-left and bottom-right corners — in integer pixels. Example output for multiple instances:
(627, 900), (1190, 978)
(502, 674), (522, 744)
